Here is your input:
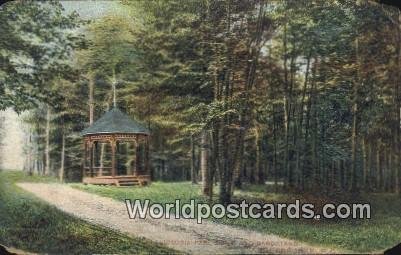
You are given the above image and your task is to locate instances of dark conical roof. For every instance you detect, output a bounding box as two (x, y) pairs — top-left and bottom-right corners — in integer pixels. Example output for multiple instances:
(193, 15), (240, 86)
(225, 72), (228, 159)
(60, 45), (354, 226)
(81, 108), (149, 136)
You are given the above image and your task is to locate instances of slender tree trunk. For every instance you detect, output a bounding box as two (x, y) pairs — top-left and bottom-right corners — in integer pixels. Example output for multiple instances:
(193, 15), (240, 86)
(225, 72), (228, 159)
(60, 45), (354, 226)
(351, 36), (360, 193)
(304, 57), (318, 190)
(341, 160), (345, 190)
(88, 74), (96, 174)
(382, 150), (386, 191)
(362, 137), (367, 190)
(27, 131), (33, 176)
(376, 142), (381, 191)
(372, 141), (377, 190)
(388, 150), (393, 192)
(191, 134), (197, 184)
(273, 105), (278, 192)
(208, 130), (217, 199)
(313, 109), (319, 189)
(197, 141), (201, 182)
(99, 105), (110, 175)
(367, 139), (372, 191)
(219, 125), (232, 204)
(232, 1), (265, 189)
(296, 53), (311, 190)
(44, 106), (51, 176)
(395, 10), (401, 194)
(59, 129), (65, 182)
(336, 160), (341, 190)
(233, 127), (245, 188)
(212, 126), (220, 186)
(282, 20), (290, 189)
(311, 79), (318, 190)
(254, 125), (264, 184)
(201, 131), (210, 196)
(219, 0), (233, 204)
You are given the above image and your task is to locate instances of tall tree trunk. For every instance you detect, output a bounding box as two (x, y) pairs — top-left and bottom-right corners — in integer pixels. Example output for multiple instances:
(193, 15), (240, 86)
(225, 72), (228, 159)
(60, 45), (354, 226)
(219, 125), (232, 204)
(191, 134), (197, 184)
(27, 131), (33, 176)
(44, 106), (51, 176)
(232, 1), (265, 189)
(88, 74), (95, 175)
(311, 99), (318, 189)
(351, 36), (360, 193)
(99, 105), (110, 174)
(362, 137), (367, 190)
(254, 125), (264, 184)
(273, 105), (278, 192)
(376, 142), (381, 191)
(59, 129), (65, 182)
(201, 131), (210, 196)
(219, 0), (234, 204)
(208, 130), (217, 199)
(341, 160), (346, 190)
(395, 10), (401, 194)
(304, 57), (318, 190)
(233, 127), (245, 188)
(386, 149), (390, 192)
(309, 59), (319, 190)
(282, 20), (290, 189)
(297, 52), (312, 190)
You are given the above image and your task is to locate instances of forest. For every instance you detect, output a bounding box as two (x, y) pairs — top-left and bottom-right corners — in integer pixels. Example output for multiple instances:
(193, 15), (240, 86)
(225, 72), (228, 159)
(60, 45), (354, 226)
(1, 0), (401, 205)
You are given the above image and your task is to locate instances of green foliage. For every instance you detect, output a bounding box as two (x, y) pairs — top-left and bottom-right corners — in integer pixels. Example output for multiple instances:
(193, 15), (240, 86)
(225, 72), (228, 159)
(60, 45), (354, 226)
(0, 1), (86, 112)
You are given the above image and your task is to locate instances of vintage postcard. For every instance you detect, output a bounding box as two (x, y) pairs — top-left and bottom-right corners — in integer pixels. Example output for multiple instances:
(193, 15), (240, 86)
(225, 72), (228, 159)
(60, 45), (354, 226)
(0, 0), (400, 254)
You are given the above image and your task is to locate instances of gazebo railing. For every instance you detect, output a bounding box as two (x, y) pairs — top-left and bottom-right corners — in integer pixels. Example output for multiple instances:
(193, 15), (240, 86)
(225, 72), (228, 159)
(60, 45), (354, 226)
(82, 132), (150, 180)
(84, 166), (112, 177)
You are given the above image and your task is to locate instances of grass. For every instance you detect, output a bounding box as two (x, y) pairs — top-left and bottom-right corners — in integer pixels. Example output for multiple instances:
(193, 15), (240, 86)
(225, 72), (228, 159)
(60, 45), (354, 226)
(72, 181), (206, 204)
(0, 171), (178, 255)
(72, 181), (401, 253)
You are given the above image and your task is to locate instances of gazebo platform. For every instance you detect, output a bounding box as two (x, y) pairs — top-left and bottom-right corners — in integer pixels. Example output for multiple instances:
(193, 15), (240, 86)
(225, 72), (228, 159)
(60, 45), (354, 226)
(83, 175), (151, 186)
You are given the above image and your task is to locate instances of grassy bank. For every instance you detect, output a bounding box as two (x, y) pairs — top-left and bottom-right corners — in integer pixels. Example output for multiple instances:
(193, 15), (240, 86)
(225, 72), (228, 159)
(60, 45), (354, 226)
(0, 171), (177, 254)
(73, 181), (401, 253)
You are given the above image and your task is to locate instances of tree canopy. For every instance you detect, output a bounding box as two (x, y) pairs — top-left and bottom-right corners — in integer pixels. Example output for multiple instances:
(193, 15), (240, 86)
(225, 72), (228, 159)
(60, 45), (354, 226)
(2, 0), (401, 203)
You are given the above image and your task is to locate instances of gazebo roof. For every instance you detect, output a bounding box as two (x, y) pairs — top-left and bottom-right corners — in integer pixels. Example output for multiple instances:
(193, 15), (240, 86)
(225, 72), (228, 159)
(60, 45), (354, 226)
(81, 107), (149, 136)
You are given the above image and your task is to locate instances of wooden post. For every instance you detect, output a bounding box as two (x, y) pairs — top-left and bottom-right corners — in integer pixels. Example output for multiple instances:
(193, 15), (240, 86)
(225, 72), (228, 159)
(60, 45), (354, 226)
(83, 139), (88, 178)
(145, 136), (150, 177)
(136, 136), (141, 175)
(111, 137), (116, 177)
(132, 139), (138, 176)
(96, 141), (102, 177)
(126, 142), (132, 175)
(89, 140), (94, 177)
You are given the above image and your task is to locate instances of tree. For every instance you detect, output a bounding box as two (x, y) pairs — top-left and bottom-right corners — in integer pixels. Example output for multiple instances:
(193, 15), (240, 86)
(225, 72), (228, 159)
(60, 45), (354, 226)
(0, 1), (85, 112)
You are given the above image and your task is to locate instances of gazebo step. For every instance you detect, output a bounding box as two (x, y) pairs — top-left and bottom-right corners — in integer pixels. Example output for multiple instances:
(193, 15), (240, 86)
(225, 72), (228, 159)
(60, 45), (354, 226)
(118, 178), (139, 183)
(119, 181), (139, 186)
(83, 175), (150, 186)
(118, 178), (138, 181)
(83, 177), (118, 186)
(96, 175), (141, 179)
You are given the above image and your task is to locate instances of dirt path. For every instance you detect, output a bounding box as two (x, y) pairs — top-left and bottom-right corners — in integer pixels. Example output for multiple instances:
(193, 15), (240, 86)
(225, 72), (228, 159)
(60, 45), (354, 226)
(17, 183), (337, 254)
